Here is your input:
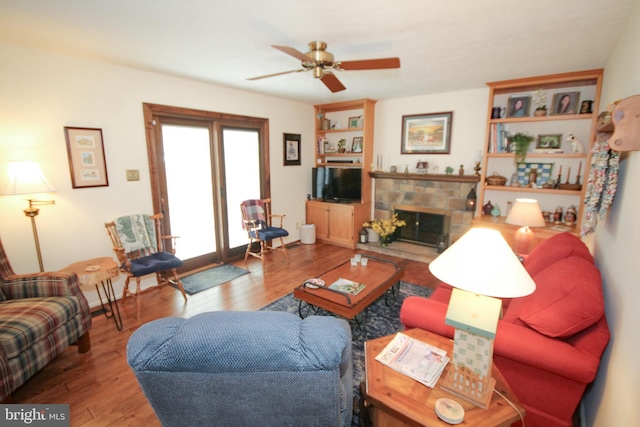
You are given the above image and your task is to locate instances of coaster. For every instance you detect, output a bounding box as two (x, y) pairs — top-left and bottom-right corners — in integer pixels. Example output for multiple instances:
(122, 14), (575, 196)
(435, 398), (464, 425)
(304, 278), (324, 289)
(85, 265), (101, 272)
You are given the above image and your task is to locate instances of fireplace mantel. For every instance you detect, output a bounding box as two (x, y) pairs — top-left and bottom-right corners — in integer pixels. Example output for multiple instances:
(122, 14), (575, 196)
(369, 171), (481, 183)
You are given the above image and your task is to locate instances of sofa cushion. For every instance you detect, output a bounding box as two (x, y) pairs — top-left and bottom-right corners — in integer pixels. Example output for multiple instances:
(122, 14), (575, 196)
(504, 256), (604, 338)
(0, 297), (81, 358)
(524, 232), (593, 277)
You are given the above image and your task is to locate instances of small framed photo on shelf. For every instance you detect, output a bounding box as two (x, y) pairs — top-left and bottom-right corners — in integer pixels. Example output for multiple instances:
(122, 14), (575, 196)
(506, 96), (531, 118)
(536, 134), (562, 149)
(351, 136), (363, 153)
(64, 126), (109, 188)
(348, 116), (362, 129)
(401, 111), (452, 154)
(551, 92), (580, 115)
(283, 133), (301, 166)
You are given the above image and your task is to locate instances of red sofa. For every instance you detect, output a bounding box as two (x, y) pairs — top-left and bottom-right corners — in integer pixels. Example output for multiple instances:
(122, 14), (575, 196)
(400, 232), (610, 427)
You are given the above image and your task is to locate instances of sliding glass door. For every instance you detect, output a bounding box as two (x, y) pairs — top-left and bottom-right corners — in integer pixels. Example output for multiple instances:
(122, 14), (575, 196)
(143, 103), (269, 272)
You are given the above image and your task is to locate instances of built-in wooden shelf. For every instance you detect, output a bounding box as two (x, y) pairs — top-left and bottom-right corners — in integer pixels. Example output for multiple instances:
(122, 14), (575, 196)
(369, 171), (481, 183)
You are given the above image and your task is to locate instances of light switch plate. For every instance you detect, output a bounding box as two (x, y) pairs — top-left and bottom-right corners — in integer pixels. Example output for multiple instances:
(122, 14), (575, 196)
(126, 169), (140, 181)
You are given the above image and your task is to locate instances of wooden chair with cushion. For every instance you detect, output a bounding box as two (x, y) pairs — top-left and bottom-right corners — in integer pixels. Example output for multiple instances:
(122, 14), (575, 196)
(240, 198), (289, 264)
(105, 213), (187, 318)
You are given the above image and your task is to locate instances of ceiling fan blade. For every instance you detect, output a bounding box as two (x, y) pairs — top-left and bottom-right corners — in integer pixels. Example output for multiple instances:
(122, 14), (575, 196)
(247, 69), (306, 81)
(272, 45), (310, 62)
(338, 57), (401, 71)
(321, 72), (346, 93)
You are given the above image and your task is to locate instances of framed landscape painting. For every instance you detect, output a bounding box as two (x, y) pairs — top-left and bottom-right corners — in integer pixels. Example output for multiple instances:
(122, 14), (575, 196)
(401, 112), (453, 154)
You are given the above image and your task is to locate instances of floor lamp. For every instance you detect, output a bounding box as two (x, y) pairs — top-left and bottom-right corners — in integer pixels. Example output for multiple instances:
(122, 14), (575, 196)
(1, 161), (56, 272)
(428, 228), (536, 408)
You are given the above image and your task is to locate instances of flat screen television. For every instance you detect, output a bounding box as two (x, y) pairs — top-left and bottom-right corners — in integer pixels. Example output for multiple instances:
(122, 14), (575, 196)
(312, 167), (362, 202)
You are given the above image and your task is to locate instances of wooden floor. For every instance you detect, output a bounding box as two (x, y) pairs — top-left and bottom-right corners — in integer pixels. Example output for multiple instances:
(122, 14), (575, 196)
(12, 242), (438, 426)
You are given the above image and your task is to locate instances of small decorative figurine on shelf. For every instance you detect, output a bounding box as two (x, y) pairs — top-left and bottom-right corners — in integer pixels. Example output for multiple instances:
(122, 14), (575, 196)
(491, 203), (501, 217)
(566, 134), (584, 153)
(416, 160), (428, 174)
(554, 206), (564, 224)
(445, 166), (454, 175)
(564, 206), (577, 226)
(459, 164), (464, 175)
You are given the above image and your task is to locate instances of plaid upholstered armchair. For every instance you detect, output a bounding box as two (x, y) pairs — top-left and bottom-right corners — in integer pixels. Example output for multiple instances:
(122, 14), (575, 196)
(0, 238), (91, 402)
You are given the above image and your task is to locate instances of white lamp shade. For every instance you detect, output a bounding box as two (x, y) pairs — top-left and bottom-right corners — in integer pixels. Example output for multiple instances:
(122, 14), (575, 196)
(505, 198), (545, 227)
(429, 228), (536, 298)
(1, 161), (55, 196)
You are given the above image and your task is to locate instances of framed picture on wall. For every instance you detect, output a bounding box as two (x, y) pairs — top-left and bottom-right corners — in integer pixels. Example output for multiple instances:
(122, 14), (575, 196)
(283, 133), (301, 166)
(64, 126), (109, 188)
(401, 112), (453, 154)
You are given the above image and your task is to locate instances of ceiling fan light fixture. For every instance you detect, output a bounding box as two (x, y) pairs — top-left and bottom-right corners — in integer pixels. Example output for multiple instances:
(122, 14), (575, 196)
(248, 40), (401, 92)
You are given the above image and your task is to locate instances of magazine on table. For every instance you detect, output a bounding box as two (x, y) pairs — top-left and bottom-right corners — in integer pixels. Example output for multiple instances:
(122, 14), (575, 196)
(328, 278), (366, 295)
(375, 332), (449, 388)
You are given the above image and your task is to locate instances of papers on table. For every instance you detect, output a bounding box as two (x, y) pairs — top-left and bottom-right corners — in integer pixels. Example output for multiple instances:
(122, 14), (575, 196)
(375, 332), (449, 388)
(328, 278), (365, 295)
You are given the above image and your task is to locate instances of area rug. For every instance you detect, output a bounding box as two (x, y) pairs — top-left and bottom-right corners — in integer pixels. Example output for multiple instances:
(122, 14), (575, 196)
(260, 281), (433, 426)
(176, 264), (249, 295)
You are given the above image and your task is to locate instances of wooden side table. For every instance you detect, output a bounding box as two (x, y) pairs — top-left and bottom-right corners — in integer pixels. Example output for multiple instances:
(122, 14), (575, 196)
(62, 257), (123, 331)
(363, 328), (524, 427)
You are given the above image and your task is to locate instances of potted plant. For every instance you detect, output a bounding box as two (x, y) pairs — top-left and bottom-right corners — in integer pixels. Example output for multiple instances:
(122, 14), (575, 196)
(510, 132), (535, 163)
(533, 88), (548, 116)
(363, 214), (407, 247)
(337, 138), (347, 153)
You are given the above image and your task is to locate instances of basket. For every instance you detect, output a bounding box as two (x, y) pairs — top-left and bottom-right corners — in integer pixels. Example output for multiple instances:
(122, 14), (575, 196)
(486, 172), (507, 186)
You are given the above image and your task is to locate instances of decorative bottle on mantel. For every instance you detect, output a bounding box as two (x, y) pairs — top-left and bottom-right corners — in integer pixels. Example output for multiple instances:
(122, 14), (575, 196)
(483, 201), (493, 216)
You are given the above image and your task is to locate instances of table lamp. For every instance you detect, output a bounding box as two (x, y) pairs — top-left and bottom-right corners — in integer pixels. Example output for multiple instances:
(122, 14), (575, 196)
(429, 228), (536, 408)
(1, 161), (56, 272)
(505, 198), (545, 254)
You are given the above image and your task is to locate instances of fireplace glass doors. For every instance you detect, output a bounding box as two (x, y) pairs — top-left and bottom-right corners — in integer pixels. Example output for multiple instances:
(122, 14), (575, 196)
(393, 205), (451, 248)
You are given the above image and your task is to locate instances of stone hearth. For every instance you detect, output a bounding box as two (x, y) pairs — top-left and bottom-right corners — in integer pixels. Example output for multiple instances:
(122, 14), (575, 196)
(357, 241), (439, 264)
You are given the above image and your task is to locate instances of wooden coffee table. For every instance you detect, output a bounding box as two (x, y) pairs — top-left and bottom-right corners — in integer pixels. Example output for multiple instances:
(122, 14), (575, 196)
(293, 254), (404, 331)
(363, 328), (524, 427)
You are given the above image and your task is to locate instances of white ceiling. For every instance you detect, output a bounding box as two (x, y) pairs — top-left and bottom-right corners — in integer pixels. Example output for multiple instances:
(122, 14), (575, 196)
(0, 0), (636, 104)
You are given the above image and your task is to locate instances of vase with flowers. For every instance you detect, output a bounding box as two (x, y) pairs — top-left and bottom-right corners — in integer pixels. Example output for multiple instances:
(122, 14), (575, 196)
(363, 214), (407, 247)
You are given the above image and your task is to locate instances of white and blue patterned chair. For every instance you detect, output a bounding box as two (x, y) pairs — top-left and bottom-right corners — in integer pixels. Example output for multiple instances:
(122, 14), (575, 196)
(127, 311), (353, 427)
(105, 213), (187, 318)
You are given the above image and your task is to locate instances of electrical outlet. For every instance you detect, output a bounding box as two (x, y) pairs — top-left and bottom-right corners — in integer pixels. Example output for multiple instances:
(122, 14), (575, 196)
(126, 169), (140, 181)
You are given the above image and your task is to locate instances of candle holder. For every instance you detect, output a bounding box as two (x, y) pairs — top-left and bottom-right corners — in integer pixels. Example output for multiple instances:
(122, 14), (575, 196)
(473, 161), (482, 176)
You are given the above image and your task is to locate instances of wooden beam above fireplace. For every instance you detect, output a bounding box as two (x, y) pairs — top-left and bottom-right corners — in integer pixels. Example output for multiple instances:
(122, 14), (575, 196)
(369, 171), (481, 183)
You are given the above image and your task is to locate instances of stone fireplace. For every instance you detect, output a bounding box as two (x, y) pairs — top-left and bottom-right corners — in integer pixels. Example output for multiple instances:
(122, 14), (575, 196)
(357, 172), (479, 262)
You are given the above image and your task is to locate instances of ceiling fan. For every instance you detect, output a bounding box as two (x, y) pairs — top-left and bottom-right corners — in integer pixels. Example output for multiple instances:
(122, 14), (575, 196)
(247, 41), (400, 93)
